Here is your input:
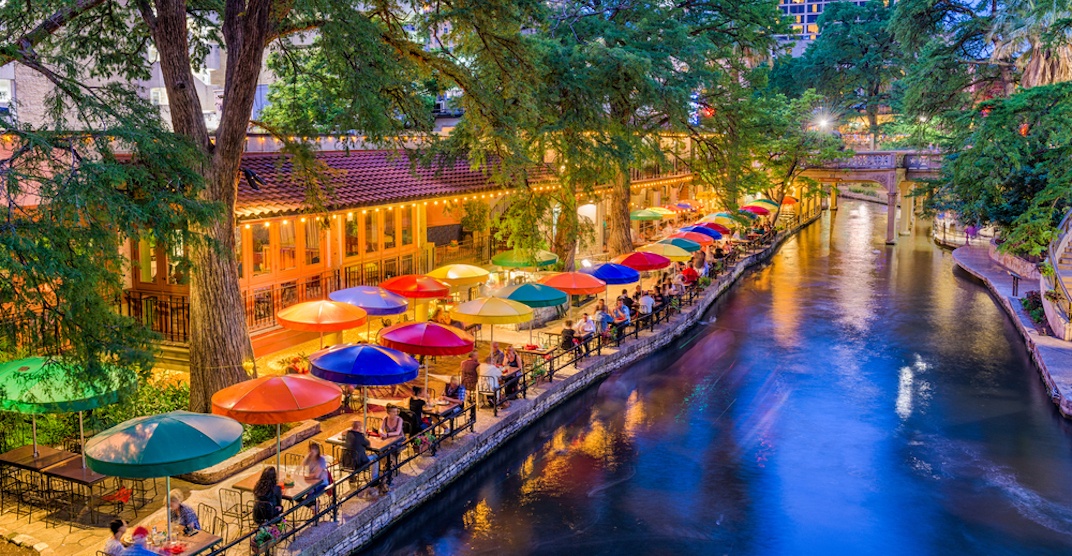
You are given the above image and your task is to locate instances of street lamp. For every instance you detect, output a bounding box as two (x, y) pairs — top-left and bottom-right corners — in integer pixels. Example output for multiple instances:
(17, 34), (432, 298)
(817, 118), (830, 130)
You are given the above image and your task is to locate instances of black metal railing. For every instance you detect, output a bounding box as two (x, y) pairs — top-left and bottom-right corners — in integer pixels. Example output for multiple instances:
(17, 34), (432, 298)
(121, 291), (191, 342)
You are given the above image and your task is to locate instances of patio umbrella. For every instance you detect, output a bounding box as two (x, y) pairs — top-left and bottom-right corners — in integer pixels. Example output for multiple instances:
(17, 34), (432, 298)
(646, 207), (677, 217)
(378, 322), (475, 393)
(736, 209), (760, 219)
(579, 263), (641, 286)
(0, 357), (135, 466)
(381, 275), (451, 320)
(658, 237), (702, 253)
(491, 249), (559, 269)
(669, 231), (714, 246)
(276, 300), (368, 348)
(751, 199), (780, 209)
(612, 252), (672, 272)
(328, 286), (408, 338)
(310, 343), (419, 428)
(538, 272), (607, 320)
(782, 195), (799, 205)
(426, 264), (491, 288)
(494, 283), (569, 343)
(691, 222), (732, 234)
(451, 297), (534, 349)
(740, 205), (770, 216)
(679, 225), (724, 240)
(700, 213), (739, 227)
(211, 375), (341, 470)
(629, 209), (663, 221)
(85, 411), (243, 541)
(676, 202), (695, 210)
(637, 243), (692, 262)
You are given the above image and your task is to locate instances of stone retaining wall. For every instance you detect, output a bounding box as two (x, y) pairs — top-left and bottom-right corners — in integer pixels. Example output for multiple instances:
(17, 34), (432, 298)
(298, 214), (821, 556)
(180, 420), (321, 485)
(989, 240), (1041, 280)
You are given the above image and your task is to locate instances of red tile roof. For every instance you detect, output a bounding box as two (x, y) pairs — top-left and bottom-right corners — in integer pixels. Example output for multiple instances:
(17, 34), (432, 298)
(236, 150), (507, 219)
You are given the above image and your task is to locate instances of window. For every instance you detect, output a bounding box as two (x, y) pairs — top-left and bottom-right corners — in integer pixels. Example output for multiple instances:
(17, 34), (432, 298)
(384, 209), (396, 249)
(304, 220), (322, 265)
(138, 238), (157, 283)
(401, 207), (413, 246)
(365, 212), (378, 254)
(150, 87), (168, 106)
(279, 221), (296, 271)
(235, 227), (243, 279)
(345, 213), (360, 257)
(0, 80), (11, 104)
(252, 224), (271, 275)
(807, 23), (819, 33)
(167, 238), (187, 285)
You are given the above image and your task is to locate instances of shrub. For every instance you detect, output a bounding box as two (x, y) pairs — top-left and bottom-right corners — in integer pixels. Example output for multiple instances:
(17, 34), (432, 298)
(1021, 290), (1046, 324)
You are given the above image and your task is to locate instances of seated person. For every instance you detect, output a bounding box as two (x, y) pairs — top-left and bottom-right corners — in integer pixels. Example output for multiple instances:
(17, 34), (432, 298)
(102, 519), (127, 556)
(560, 320), (577, 350)
(380, 407), (405, 439)
(120, 527), (156, 556)
(342, 420), (374, 483)
(682, 265), (699, 285)
(485, 342), (505, 366)
(460, 351), (480, 395)
(168, 489), (201, 533)
(441, 376), (466, 405)
(638, 291), (655, 314)
(503, 345), (524, 400)
(617, 289), (635, 312)
(252, 466), (284, 524)
(407, 386), (429, 430)
(613, 298), (631, 326)
(577, 313), (597, 336)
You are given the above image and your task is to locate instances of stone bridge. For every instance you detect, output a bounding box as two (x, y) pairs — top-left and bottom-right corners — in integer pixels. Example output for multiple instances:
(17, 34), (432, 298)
(802, 151), (942, 244)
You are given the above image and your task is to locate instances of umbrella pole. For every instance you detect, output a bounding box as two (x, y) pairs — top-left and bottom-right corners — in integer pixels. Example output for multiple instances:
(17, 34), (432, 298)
(363, 386), (368, 430)
(79, 411), (86, 469)
(31, 416), (37, 458)
(166, 475), (172, 541)
(276, 423), (282, 471)
(319, 332), (324, 350)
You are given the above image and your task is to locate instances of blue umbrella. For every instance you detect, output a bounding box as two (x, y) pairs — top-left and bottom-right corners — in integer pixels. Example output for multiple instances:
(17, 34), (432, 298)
(679, 225), (723, 240)
(309, 343), (420, 426)
(329, 286), (409, 338)
(580, 263), (641, 285)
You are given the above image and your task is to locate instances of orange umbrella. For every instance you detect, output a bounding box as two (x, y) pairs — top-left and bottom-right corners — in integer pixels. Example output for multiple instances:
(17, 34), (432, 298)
(276, 300), (368, 348)
(211, 375), (342, 469)
(669, 231), (714, 245)
(381, 274), (451, 320)
(782, 195), (799, 205)
(538, 272), (607, 319)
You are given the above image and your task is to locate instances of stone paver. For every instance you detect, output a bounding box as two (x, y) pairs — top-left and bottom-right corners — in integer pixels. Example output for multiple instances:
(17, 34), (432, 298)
(953, 244), (1072, 417)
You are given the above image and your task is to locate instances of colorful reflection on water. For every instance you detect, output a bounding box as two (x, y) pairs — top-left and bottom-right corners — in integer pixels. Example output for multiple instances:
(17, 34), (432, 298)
(361, 201), (1072, 556)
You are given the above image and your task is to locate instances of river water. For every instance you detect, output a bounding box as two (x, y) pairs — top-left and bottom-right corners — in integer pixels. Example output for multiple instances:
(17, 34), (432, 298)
(360, 200), (1072, 555)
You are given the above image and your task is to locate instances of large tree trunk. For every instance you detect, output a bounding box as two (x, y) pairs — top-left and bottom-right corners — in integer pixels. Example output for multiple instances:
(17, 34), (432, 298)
(149, 0), (272, 411)
(607, 169), (633, 256)
(552, 194), (578, 271)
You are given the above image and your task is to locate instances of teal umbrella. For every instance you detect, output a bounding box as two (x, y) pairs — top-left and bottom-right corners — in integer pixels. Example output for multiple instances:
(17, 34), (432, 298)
(630, 209), (663, 221)
(657, 237), (702, 253)
(0, 357), (134, 462)
(491, 249), (558, 268)
(493, 283), (569, 308)
(86, 411), (243, 540)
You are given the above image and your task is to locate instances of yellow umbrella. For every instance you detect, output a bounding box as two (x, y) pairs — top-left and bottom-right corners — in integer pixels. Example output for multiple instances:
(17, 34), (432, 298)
(701, 213), (737, 227)
(647, 207), (677, 216)
(426, 264), (491, 288)
(451, 297), (534, 345)
(637, 243), (692, 262)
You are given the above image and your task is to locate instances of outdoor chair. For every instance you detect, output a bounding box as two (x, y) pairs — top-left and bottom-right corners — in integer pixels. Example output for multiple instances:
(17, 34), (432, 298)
(198, 502), (219, 532)
(476, 376), (498, 409)
(284, 452), (303, 472)
(210, 515), (231, 544)
(219, 488), (244, 527)
(101, 477), (135, 518)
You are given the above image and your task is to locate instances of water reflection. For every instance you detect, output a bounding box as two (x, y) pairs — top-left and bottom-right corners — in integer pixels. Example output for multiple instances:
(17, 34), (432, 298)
(362, 201), (1072, 556)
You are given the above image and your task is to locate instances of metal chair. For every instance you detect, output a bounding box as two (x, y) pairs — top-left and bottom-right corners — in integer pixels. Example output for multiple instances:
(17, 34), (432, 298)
(283, 452), (303, 472)
(210, 515), (231, 544)
(219, 488), (244, 527)
(197, 502), (219, 532)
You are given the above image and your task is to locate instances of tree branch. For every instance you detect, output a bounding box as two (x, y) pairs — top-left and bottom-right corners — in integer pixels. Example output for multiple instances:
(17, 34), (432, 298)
(0, 0), (109, 67)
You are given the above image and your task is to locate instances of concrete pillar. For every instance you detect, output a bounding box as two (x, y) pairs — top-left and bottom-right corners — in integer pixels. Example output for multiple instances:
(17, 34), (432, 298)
(829, 183), (838, 211)
(898, 181), (913, 236)
(886, 190), (898, 244)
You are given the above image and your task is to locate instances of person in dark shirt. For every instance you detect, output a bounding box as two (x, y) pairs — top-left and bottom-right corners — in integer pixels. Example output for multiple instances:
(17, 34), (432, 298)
(460, 351), (479, 395)
(252, 466), (283, 525)
(408, 386), (428, 430)
(560, 320), (576, 351)
(343, 420), (372, 485)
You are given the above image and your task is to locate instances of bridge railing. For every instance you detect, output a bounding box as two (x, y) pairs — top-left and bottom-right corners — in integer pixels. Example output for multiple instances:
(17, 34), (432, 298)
(1045, 210), (1072, 319)
(810, 150), (942, 171)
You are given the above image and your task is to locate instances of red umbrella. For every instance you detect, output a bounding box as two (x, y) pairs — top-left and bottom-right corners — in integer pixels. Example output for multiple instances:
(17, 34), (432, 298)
(537, 272), (607, 295)
(740, 205), (771, 215)
(693, 222), (731, 234)
(378, 322), (476, 392)
(612, 252), (672, 272)
(276, 300), (368, 348)
(380, 275), (451, 299)
(538, 272), (607, 319)
(669, 231), (714, 245)
(211, 374), (342, 468)
(378, 321), (475, 356)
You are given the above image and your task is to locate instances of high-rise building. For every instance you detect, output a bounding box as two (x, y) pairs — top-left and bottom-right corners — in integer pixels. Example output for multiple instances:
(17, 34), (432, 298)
(779, 0), (870, 56)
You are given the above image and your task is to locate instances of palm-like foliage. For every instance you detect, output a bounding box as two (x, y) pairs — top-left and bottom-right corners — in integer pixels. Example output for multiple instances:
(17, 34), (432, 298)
(989, 0), (1072, 87)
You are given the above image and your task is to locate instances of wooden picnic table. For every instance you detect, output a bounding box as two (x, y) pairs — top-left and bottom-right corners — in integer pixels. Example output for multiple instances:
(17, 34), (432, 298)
(0, 445), (77, 471)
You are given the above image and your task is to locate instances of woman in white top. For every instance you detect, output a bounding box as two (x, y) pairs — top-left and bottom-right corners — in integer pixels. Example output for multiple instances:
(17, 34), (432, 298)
(297, 441), (329, 516)
(102, 519), (127, 555)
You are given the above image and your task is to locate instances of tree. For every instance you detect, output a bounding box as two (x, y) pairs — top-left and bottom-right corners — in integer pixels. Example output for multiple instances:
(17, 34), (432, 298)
(922, 82), (1072, 256)
(798, 0), (902, 149)
(0, 0), (544, 410)
(989, 0), (1072, 88)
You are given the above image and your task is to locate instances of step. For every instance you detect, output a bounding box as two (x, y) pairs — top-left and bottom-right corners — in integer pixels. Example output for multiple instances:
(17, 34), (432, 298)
(155, 341), (190, 373)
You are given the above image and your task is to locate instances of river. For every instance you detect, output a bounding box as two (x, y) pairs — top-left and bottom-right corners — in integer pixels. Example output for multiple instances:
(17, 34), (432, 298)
(360, 200), (1072, 555)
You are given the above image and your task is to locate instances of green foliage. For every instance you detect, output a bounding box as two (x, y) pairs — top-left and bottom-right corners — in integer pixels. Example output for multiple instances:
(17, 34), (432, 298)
(446, 199), (490, 233)
(1021, 290), (1046, 324)
(244, 424), (284, 447)
(923, 82), (1072, 256)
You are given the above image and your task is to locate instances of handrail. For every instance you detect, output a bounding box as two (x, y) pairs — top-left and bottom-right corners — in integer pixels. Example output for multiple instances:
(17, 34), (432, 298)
(1046, 209), (1072, 316)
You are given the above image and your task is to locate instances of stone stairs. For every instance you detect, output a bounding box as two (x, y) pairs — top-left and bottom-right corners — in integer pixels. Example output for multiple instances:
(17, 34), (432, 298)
(1057, 244), (1072, 283)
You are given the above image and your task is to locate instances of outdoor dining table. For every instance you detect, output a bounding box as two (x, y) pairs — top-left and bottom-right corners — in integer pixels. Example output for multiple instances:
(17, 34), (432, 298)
(128, 528), (222, 556)
(42, 456), (109, 526)
(233, 468), (319, 502)
(0, 444), (77, 471)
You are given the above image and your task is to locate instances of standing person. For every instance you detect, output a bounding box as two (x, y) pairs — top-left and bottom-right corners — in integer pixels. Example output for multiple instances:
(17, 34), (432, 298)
(252, 466), (284, 525)
(169, 489), (201, 533)
(102, 519), (127, 556)
(460, 351), (479, 400)
(342, 420), (373, 485)
(485, 342), (505, 366)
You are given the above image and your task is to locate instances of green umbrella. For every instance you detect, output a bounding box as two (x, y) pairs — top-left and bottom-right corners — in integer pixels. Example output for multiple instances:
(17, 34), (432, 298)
(493, 283), (569, 308)
(657, 237), (702, 252)
(752, 198), (780, 209)
(630, 209), (663, 221)
(0, 357), (134, 462)
(491, 249), (559, 268)
(86, 411), (243, 541)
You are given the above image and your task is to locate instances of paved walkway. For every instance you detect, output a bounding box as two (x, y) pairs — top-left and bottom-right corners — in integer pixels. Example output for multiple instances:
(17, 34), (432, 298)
(952, 244), (1072, 417)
